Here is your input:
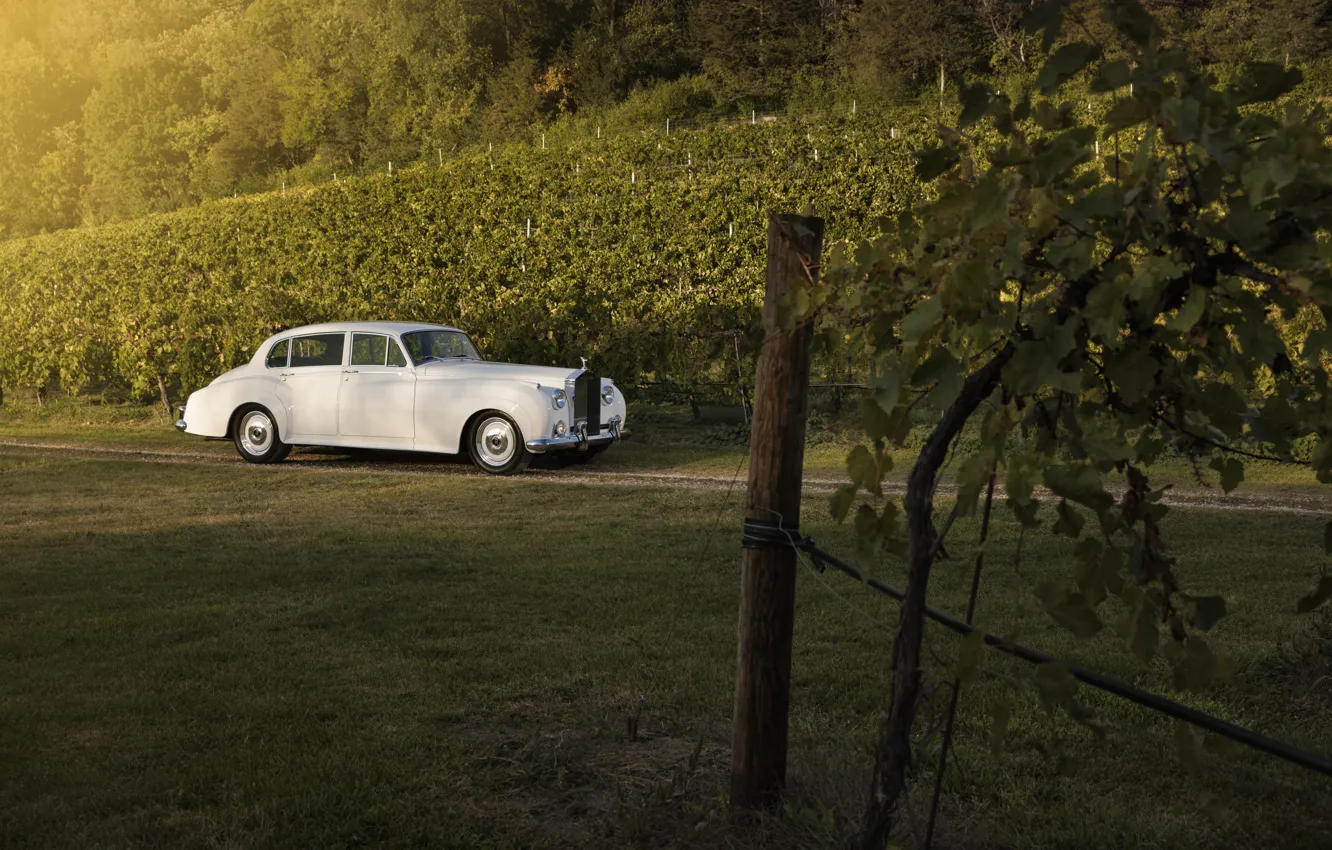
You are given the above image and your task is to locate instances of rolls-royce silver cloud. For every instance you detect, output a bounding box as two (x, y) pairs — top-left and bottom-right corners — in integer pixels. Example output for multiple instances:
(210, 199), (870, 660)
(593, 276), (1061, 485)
(174, 322), (626, 474)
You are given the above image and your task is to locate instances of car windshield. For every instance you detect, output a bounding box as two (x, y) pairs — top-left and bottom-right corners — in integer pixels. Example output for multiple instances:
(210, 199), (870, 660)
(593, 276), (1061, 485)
(400, 330), (481, 364)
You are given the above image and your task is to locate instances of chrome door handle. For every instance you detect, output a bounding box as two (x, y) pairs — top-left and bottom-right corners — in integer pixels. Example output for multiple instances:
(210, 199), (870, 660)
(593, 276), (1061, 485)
(343, 370), (358, 374)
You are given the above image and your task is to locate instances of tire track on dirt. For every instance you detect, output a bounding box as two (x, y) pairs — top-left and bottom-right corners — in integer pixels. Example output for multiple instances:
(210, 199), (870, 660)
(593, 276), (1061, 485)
(2, 438), (1329, 516)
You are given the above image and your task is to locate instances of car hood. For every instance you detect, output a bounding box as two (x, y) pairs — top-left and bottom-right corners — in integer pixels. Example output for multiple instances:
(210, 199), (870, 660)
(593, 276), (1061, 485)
(417, 359), (588, 385)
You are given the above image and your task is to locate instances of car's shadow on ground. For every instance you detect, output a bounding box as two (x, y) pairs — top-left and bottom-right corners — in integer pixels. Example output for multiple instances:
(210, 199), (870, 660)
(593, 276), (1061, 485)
(287, 446), (582, 473)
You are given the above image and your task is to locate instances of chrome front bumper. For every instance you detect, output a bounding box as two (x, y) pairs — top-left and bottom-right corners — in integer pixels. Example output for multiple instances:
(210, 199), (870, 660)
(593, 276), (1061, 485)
(526, 417), (623, 453)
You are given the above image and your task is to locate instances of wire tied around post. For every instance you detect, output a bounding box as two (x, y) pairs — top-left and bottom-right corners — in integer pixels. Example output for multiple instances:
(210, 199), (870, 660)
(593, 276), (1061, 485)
(740, 518), (832, 572)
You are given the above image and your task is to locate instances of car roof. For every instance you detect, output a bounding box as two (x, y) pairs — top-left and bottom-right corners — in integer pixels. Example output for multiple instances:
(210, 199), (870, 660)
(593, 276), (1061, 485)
(273, 321), (464, 337)
(248, 321), (466, 365)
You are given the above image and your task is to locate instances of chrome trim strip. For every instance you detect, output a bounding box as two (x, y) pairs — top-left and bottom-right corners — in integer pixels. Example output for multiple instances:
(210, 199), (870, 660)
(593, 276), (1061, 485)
(525, 433), (617, 453)
(526, 417), (625, 453)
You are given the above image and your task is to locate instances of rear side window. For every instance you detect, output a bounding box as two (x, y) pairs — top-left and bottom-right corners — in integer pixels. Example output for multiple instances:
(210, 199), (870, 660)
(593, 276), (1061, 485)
(290, 333), (345, 368)
(266, 339), (290, 369)
(351, 333), (389, 366)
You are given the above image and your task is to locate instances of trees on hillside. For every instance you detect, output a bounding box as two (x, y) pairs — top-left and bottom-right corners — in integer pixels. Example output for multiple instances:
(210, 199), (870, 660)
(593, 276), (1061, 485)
(691, 0), (826, 103)
(3, 0), (1332, 239)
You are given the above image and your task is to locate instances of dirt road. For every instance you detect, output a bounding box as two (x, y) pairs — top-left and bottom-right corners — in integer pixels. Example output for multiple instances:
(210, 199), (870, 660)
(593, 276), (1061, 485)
(3, 438), (1329, 516)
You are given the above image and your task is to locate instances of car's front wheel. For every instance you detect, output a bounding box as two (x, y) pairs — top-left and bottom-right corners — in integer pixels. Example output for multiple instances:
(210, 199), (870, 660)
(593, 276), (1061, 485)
(468, 412), (532, 475)
(232, 405), (292, 464)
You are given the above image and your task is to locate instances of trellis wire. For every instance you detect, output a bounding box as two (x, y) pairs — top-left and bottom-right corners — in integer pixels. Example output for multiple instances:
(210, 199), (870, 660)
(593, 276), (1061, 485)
(740, 518), (1332, 780)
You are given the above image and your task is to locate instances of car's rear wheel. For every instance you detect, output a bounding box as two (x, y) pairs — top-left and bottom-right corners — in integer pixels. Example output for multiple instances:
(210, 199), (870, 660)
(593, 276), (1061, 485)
(468, 412), (531, 475)
(232, 405), (291, 464)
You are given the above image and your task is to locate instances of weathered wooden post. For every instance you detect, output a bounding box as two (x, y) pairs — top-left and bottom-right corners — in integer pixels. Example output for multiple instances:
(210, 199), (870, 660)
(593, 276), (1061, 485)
(730, 213), (822, 810)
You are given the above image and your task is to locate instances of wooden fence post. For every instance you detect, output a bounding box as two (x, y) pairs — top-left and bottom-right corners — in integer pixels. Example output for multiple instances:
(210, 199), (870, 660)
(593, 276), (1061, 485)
(730, 213), (823, 810)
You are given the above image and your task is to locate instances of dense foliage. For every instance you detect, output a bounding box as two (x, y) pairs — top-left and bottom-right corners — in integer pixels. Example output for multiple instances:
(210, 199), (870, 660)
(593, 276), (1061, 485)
(0, 113), (933, 400)
(3, 0), (1331, 239)
(810, 1), (1332, 843)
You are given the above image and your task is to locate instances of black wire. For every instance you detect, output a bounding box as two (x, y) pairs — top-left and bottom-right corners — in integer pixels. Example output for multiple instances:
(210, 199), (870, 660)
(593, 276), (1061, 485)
(739, 518), (1332, 780)
(925, 472), (996, 849)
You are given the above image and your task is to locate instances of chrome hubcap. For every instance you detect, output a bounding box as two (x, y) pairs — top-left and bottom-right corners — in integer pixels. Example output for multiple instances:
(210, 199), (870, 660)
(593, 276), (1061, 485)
(239, 411), (274, 456)
(475, 417), (516, 467)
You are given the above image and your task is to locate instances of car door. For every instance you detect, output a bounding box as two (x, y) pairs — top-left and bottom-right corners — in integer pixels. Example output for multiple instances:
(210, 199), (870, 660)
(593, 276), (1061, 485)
(274, 332), (346, 437)
(338, 333), (416, 439)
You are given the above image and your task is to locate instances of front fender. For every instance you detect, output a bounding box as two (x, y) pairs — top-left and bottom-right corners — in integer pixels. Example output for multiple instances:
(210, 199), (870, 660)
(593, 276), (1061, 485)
(414, 378), (552, 454)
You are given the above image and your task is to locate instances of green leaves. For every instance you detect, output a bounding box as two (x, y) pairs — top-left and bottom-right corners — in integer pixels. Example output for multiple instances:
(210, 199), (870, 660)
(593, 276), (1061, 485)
(1116, 586), (1158, 662)
(1036, 43), (1100, 94)
(1208, 456), (1244, 494)
(1043, 463), (1115, 513)
(846, 444), (884, 495)
(954, 630), (987, 686)
(2, 109), (946, 406)
(1181, 595), (1227, 632)
(830, 485), (858, 523)
(958, 83), (993, 129)
(1022, 0), (1066, 51)
(1164, 636), (1229, 692)
(1032, 662), (1080, 714)
(914, 145), (959, 182)
(853, 501), (905, 556)
(1230, 62), (1304, 106)
(1296, 576), (1332, 613)
(1035, 581), (1104, 639)
(899, 296), (942, 350)
(1166, 286), (1207, 331)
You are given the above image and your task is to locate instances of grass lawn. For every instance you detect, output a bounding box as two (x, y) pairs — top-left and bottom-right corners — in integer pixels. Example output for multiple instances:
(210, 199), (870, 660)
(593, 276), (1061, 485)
(3, 398), (1332, 848)
(2, 394), (1328, 491)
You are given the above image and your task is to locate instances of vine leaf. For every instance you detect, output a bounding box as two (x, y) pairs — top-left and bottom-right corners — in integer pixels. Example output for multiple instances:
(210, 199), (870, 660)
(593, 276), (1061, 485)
(914, 146), (959, 182)
(1164, 636), (1229, 691)
(1052, 499), (1085, 538)
(1035, 581), (1104, 639)
(954, 630), (986, 686)
(829, 484), (857, 523)
(1043, 463), (1115, 513)
(1182, 594), (1227, 632)
(1032, 662), (1079, 714)
(1036, 43), (1099, 93)
(958, 83), (993, 129)
(1116, 586), (1158, 662)
(846, 444), (881, 495)
(1208, 456), (1244, 493)
(1295, 576), (1332, 614)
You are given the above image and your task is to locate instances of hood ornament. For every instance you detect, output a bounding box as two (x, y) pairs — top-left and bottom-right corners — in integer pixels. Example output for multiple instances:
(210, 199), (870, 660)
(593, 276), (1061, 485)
(580, 356), (589, 370)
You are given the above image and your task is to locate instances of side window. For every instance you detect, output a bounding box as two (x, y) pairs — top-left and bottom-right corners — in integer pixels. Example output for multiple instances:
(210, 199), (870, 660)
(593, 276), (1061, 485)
(351, 333), (388, 366)
(289, 333), (345, 368)
(266, 339), (290, 369)
(386, 340), (408, 367)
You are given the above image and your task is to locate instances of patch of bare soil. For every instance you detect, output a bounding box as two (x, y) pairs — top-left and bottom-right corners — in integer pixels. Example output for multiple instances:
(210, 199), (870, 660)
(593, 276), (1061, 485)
(444, 694), (865, 850)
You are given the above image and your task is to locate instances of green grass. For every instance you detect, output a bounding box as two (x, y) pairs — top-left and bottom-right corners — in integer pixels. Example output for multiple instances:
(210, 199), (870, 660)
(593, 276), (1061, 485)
(3, 411), (1332, 847)
(3, 395), (1328, 491)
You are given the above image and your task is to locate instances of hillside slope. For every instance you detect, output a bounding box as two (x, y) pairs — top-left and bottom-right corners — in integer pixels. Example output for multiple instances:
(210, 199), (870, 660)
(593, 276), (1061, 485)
(0, 112), (935, 399)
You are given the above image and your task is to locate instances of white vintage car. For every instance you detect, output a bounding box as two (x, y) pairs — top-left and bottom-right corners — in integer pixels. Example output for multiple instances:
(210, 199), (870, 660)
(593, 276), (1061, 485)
(175, 321), (626, 474)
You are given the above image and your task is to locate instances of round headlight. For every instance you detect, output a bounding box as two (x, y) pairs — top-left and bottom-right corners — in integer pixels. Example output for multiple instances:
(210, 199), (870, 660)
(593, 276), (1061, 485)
(601, 385), (615, 406)
(552, 389), (567, 410)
